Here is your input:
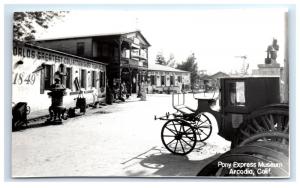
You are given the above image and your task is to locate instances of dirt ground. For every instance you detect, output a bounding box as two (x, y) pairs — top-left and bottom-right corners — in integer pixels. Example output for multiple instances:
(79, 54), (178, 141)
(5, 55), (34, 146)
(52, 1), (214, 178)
(11, 93), (231, 177)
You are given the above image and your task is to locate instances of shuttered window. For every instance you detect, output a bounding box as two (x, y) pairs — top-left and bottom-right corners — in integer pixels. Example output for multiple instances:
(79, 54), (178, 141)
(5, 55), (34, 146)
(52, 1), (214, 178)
(150, 75), (155, 86)
(99, 71), (106, 88)
(66, 67), (72, 89)
(161, 76), (165, 86)
(44, 64), (53, 90)
(40, 64), (53, 94)
(170, 76), (174, 85)
(80, 69), (87, 89)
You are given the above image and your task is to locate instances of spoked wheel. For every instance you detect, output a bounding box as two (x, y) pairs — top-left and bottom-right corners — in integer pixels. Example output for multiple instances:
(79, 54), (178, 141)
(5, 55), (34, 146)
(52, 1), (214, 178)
(223, 145), (289, 171)
(161, 119), (197, 155)
(239, 131), (289, 147)
(197, 153), (289, 177)
(247, 141), (289, 156)
(193, 113), (212, 142)
(232, 108), (289, 147)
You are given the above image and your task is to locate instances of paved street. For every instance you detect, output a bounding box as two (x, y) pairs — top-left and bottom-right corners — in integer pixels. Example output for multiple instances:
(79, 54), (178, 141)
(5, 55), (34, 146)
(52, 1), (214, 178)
(12, 93), (230, 177)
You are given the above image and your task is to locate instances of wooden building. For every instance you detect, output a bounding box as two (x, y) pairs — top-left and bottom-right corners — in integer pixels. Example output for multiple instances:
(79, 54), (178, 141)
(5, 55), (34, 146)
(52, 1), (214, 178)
(36, 30), (151, 95)
(147, 64), (191, 93)
(12, 41), (107, 115)
(198, 71), (229, 91)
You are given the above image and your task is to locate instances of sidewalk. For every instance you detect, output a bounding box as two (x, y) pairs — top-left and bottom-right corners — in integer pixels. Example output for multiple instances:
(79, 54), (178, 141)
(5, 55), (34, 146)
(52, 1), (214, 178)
(27, 94), (144, 122)
(27, 109), (49, 121)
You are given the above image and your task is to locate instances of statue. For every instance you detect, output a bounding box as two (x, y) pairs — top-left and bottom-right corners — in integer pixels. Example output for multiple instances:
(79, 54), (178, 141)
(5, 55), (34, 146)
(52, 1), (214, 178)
(265, 38), (279, 64)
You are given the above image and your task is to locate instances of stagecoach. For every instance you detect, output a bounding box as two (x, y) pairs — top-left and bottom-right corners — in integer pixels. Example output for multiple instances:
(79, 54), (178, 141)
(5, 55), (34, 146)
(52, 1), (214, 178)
(155, 76), (289, 176)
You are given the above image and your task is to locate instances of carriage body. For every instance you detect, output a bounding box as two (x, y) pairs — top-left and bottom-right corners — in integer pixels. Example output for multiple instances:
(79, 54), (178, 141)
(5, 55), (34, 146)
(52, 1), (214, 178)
(217, 76), (281, 141)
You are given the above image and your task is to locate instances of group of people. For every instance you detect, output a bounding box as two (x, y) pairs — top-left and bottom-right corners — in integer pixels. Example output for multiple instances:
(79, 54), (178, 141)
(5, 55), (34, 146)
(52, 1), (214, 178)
(110, 81), (129, 102)
(108, 81), (146, 103)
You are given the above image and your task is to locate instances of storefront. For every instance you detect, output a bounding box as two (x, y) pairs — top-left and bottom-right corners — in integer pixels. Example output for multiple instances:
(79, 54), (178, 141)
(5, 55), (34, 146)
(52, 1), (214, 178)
(147, 64), (191, 93)
(36, 30), (151, 97)
(12, 41), (107, 115)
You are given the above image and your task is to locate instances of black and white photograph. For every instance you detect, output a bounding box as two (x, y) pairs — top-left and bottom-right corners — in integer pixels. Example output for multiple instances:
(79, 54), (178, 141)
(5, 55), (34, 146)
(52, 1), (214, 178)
(10, 5), (291, 178)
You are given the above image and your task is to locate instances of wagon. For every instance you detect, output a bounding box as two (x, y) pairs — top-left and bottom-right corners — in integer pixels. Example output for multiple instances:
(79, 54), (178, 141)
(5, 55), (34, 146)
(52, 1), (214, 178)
(155, 76), (289, 176)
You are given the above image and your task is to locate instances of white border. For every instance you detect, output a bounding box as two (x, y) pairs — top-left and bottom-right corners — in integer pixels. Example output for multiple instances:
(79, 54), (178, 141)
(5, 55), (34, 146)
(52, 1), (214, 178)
(1, 0), (299, 188)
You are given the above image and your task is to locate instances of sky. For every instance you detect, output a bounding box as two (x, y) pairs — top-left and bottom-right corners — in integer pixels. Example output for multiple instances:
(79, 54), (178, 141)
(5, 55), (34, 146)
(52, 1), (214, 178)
(37, 8), (287, 75)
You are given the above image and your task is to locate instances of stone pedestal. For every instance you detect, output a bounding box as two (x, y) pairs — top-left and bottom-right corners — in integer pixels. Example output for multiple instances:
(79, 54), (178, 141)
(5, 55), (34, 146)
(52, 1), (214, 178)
(252, 63), (285, 103)
(252, 63), (282, 76)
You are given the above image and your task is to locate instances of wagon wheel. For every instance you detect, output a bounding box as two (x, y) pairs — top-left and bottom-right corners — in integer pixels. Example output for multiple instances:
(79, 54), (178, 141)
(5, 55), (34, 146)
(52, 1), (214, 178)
(197, 154), (289, 177)
(193, 113), (212, 142)
(232, 108), (289, 147)
(248, 141), (289, 156)
(161, 119), (197, 155)
(239, 131), (289, 147)
(223, 145), (289, 171)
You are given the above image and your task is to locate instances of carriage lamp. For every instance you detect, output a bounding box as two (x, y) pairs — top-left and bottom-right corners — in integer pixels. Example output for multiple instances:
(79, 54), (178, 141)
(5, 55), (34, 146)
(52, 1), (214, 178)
(46, 77), (67, 125)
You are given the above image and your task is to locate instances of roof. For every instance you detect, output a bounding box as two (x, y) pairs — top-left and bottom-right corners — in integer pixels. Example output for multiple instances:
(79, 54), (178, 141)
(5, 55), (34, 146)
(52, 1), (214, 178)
(148, 64), (190, 73)
(36, 30), (151, 46)
(210, 71), (230, 79)
(199, 75), (211, 80)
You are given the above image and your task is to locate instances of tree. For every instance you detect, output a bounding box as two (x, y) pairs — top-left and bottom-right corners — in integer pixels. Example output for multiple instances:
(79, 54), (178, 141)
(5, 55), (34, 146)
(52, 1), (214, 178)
(156, 52), (178, 68)
(13, 11), (68, 41)
(166, 53), (176, 68)
(155, 52), (167, 65)
(177, 53), (199, 89)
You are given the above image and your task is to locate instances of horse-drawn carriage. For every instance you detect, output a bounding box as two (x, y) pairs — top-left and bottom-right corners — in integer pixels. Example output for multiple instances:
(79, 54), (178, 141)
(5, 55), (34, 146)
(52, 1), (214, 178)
(155, 76), (289, 176)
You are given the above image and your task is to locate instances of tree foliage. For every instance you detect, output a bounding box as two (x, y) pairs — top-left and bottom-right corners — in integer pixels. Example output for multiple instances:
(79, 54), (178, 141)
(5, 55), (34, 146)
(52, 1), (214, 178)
(155, 52), (167, 65)
(13, 11), (68, 41)
(166, 53), (176, 68)
(177, 53), (199, 89)
(155, 52), (177, 68)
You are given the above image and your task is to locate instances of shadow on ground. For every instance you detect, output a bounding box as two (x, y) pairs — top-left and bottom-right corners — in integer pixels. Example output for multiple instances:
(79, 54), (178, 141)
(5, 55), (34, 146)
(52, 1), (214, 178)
(123, 146), (222, 177)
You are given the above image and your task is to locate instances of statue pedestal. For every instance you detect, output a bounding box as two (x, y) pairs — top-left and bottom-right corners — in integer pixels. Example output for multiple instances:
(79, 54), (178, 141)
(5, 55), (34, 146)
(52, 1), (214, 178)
(252, 63), (282, 76)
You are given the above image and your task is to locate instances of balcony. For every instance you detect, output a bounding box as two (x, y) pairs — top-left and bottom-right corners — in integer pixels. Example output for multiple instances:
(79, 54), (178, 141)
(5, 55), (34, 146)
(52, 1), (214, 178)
(121, 57), (139, 67)
(131, 53), (147, 60)
(131, 49), (147, 60)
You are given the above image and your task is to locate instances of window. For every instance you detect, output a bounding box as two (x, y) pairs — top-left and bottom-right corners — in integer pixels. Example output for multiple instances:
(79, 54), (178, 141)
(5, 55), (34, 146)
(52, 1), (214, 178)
(99, 71), (106, 88)
(80, 69), (86, 89)
(59, 64), (66, 86)
(150, 75), (155, 86)
(229, 81), (246, 106)
(66, 67), (72, 89)
(92, 71), (97, 88)
(170, 76), (174, 85)
(77, 42), (85, 56)
(161, 76), (165, 86)
(44, 64), (52, 90)
(178, 76), (182, 83)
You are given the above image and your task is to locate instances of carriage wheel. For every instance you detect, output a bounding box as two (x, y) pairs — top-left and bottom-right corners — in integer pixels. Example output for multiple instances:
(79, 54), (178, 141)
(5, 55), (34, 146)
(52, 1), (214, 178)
(247, 141), (289, 156)
(193, 113), (212, 142)
(232, 108), (289, 147)
(239, 131), (289, 147)
(197, 153), (289, 177)
(223, 145), (289, 171)
(161, 119), (197, 155)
